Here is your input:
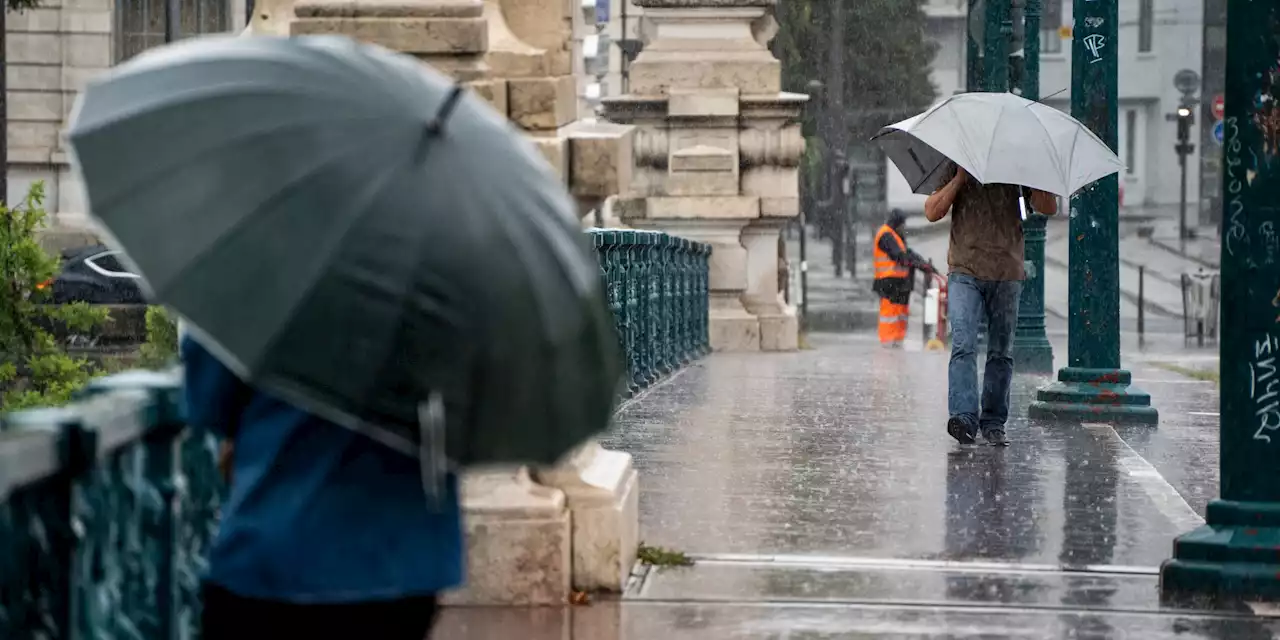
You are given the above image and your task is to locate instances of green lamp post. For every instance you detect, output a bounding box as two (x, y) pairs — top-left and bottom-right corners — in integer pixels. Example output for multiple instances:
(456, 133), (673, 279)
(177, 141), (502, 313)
(1027, 0), (1157, 424)
(1010, 0), (1054, 374)
(1160, 0), (1280, 602)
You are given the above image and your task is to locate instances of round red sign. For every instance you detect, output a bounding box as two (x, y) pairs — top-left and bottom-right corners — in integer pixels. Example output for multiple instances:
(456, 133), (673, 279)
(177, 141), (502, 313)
(1212, 94), (1225, 120)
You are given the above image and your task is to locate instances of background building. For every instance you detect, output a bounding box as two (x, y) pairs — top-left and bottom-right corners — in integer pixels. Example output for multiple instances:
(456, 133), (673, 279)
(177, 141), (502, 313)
(7, 0), (246, 233)
(889, 0), (1207, 222)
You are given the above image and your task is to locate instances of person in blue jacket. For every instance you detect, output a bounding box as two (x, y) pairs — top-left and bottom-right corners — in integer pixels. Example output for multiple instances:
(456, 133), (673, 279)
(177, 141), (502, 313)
(180, 330), (463, 639)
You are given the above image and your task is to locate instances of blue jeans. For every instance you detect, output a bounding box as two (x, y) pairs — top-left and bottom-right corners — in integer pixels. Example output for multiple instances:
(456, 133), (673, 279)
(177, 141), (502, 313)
(947, 273), (1022, 434)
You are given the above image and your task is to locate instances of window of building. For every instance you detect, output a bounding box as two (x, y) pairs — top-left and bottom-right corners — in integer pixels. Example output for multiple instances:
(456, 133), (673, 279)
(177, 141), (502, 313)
(1138, 0), (1154, 53)
(116, 0), (231, 61)
(1040, 0), (1064, 54)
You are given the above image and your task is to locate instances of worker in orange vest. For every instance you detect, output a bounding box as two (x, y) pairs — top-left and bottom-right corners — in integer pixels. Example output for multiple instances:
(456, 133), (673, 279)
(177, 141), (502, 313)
(873, 210), (932, 348)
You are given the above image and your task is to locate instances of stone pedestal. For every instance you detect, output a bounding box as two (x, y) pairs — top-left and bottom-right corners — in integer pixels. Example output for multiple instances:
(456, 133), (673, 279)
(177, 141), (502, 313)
(282, 0), (641, 605)
(601, 0), (805, 352)
(442, 468), (572, 605)
(535, 442), (639, 592)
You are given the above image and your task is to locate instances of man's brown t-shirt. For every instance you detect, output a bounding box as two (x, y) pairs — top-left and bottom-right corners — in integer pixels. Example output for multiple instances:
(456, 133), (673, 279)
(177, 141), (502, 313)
(948, 182), (1025, 281)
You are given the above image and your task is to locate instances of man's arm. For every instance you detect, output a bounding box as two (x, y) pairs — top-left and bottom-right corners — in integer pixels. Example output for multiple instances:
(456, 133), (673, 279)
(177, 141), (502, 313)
(1029, 189), (1059, 216)
(924, 167), (967, 222)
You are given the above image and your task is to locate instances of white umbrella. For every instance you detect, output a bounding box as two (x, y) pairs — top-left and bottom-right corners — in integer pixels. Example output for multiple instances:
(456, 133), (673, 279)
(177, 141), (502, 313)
(872, 92), (1125, 198)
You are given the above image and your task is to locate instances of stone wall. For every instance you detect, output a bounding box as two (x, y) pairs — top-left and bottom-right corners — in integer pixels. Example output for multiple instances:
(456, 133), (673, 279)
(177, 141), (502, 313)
(8, 0), (113, 230)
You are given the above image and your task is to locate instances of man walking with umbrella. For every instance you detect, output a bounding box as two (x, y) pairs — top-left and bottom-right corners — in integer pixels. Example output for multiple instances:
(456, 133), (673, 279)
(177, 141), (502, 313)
(924, 166), (1057, 446)
(874, 92), (1122, 446)
(873, 209), (932, 348)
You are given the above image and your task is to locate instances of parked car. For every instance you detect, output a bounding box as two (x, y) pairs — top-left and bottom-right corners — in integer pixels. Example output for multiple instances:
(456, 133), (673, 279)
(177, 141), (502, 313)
(46, 244), (147, 305)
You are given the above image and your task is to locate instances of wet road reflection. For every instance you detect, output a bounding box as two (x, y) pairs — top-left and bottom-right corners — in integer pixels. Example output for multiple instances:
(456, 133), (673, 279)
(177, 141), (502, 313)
(435, 334), (1251, 638)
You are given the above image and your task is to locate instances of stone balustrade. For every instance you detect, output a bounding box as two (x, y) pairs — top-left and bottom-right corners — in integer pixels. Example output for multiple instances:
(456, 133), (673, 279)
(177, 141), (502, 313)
(0, 228), (708, 636)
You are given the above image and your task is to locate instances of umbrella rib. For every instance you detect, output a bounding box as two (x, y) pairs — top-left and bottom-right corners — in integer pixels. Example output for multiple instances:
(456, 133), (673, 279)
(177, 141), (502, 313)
(981, 102), (1009, 179)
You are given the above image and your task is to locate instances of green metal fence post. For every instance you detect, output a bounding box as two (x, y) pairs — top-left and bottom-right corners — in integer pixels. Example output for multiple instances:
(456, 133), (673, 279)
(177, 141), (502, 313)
(1028, 0), (1157, 424)
(982, 0), (1009, 93)
(1011, 0), (1055, 373)
(1160, 0), (1280, 602)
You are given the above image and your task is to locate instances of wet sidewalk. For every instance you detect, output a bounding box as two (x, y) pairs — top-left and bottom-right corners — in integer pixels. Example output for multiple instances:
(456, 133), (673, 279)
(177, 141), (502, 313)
(437, 333), (1277, 639)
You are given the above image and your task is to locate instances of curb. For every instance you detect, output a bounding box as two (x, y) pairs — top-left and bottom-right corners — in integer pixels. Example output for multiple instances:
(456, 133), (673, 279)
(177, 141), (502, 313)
(1146, 237), (1219, 270)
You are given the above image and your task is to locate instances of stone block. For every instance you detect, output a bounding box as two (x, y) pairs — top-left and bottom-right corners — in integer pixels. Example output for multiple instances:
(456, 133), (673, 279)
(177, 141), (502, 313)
(499, 0), (573, 53)
(544, 48), (572, 77)
(758, 307), (799, 352)
(63, 33), (111, 68)
(665, 171), (738, 197)
(9, 120), (60, 151)
(291, 17), (489, 54)
(61, 10), (114, 33)
(57, 164), (88, 213)
(8, 64), (62, 91)
(668, 88), (739, 117)
(10, 91), (64, 121)
(8, 8), (63, 32)
(565, 120), (634, 199)
(63, 0), (110, 11)
(536, 443), (639, 592)
(8, 33), (61, 65)
(465, 78), (508, 115)
(442, 469), (572, 606)
(529, 134), (569, 182)
(759, 196), (798, 218)
(709, 309), (759, 352)
(61, 66), (109, 93)
(10, 146), (52, 163)
(507, 75), (576, 130)
(643, 195), (758, 220)
(629, 57), (781, 96)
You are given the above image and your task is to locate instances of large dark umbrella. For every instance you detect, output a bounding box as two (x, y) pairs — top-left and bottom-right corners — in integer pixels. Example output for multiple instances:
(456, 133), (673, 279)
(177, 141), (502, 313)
(67, 35), (624, 478)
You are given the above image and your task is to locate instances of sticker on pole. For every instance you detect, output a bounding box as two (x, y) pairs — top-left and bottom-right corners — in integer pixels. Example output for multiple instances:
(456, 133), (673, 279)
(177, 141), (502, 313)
(1213, 119), (1225, 146)
(1212, 94), (1225, 121)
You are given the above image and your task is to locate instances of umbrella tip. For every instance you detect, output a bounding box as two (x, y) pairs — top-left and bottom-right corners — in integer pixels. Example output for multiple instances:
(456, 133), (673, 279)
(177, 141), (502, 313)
(424, 84), (465, 138)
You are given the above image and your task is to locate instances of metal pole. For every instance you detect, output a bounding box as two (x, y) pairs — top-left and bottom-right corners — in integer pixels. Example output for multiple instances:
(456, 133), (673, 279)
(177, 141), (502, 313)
(1137, 265), (1145, 343)
(1179, 151), (1190, 251)
(799, 209), (809, 323)
(1029, 0), (1157, 424)
(1011, 0), (1055, 373)
(983, 0), (1010, 93)
(829, 0), (848, 278)
(966, 0), (982, 92)
(165, 0), (181, 43)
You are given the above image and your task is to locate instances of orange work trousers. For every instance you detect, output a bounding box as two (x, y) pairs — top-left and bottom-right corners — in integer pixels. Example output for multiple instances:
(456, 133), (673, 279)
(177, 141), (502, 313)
(878, 298), (909, 344)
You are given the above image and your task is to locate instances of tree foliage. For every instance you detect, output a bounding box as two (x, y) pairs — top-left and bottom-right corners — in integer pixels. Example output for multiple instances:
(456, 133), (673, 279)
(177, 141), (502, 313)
(0, 183), (108, 410)
(138, 306), (179, 369)
(774, 0), (939, 144)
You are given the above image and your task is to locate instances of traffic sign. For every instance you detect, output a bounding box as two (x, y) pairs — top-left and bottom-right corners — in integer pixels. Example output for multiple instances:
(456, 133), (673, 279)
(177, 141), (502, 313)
(1213, 119), (1225, 146)
(1174, 69), (1201, 95)
(1212, 94), (1225, 120)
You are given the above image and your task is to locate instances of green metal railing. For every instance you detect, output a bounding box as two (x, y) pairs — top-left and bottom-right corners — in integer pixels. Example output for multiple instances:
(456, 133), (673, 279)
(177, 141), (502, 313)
(588, 229), (711, 394)
(0, 228), (708, 638)
(0, 370), (222, 639)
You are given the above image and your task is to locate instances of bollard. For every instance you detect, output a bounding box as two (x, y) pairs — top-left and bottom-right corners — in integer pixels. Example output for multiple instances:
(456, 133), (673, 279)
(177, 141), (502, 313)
(1138, 265), (1145, 344)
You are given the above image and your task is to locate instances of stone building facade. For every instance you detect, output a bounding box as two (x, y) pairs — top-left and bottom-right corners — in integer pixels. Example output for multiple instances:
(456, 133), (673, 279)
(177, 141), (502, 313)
(8, 0), (245, 236)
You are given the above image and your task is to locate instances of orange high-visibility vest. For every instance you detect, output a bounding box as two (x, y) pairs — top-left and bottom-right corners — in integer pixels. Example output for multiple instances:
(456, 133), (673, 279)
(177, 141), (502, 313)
(873, 224), (910, 280)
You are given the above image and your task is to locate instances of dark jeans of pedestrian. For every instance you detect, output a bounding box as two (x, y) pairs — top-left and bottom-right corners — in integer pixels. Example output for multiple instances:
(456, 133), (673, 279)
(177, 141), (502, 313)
(947, 273), (1022, 434)
(202, 583), (439, 640)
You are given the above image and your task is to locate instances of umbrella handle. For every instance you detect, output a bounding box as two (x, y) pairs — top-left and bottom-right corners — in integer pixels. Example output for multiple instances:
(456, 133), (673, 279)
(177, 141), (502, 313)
(417, 392), (449, 509)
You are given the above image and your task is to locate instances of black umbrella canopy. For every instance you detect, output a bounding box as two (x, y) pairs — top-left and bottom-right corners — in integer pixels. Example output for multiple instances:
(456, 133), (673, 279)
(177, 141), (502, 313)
(69, 35), (624, 467)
